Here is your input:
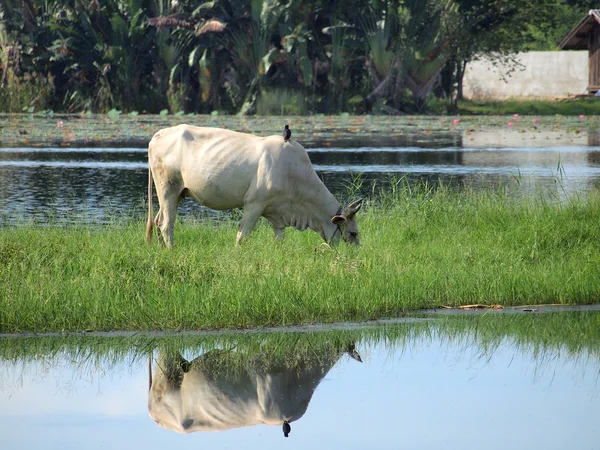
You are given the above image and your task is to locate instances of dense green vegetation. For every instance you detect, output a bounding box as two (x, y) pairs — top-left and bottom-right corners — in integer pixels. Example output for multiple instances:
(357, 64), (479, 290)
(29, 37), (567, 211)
(0, 0), (594, 114)
(1, 184), (599, 333)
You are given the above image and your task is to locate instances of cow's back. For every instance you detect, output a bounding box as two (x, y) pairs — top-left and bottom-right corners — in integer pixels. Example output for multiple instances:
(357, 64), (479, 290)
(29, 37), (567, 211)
(148, 125), (267, 210)
(150, 352), (336, 433)
(148, 124), (323, 212)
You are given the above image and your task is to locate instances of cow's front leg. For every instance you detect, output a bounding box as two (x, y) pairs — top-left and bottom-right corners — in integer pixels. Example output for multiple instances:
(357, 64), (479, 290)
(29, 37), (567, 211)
(153, 208), (164, 245)
(157, 196), (181, 248)
(236, 204), (263, 245)
(264, 214), (285, 241)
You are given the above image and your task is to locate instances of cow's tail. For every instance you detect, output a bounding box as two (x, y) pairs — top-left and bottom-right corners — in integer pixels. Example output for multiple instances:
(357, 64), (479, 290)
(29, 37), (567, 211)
(148, 354), (153, 391)
(146, 163), (154, 243)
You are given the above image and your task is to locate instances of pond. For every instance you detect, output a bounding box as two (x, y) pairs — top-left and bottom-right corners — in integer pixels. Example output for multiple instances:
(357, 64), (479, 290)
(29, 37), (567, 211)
(1, 129), (600, 224)
(1, 311), (599, 449)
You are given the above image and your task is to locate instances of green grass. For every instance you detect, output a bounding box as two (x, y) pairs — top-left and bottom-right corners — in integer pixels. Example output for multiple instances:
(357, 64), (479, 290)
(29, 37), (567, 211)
(1, 185), (599, 333)
(455, 97), (600, 116)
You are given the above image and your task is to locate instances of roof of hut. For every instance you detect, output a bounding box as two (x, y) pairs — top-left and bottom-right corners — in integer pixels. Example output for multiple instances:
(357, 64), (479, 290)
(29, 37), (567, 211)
(559, 10), (600, 50)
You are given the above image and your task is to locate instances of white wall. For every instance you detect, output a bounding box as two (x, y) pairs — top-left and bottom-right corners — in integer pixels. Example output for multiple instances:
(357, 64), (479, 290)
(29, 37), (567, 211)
(462, 51), (588, 99)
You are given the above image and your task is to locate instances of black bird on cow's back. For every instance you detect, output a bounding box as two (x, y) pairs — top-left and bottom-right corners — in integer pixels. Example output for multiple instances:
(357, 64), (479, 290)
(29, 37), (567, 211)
(283, 420), (291, 437)
(283, 124), (291, 142)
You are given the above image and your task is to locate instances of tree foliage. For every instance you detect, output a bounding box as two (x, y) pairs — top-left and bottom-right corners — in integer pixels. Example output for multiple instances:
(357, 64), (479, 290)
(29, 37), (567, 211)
(0, 0), (591, 113)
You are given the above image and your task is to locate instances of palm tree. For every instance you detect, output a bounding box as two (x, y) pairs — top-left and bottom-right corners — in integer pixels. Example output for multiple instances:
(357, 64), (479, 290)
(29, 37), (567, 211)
(227, 0), (290, 114)
(361, 0), (456, 112)
(148, 0), (227, 112)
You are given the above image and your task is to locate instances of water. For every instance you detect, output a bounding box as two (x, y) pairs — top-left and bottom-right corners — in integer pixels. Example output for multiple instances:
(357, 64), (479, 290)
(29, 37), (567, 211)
(1, 313), (599, 450)
(1, 138), (600, 224)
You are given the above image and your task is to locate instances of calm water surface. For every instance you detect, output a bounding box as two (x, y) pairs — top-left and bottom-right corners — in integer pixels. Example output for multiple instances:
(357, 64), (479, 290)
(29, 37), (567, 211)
(1, 135), (600, 223)
(1, 316), (599, 450)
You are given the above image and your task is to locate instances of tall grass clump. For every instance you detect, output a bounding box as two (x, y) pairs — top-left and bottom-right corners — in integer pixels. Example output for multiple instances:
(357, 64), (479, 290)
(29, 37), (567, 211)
(256, 88), (307, 115)
(1, 184), (599, 333)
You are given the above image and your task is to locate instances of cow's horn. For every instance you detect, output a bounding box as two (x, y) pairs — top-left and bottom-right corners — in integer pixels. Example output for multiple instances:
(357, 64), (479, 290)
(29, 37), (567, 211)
(346, 198), (363, 216)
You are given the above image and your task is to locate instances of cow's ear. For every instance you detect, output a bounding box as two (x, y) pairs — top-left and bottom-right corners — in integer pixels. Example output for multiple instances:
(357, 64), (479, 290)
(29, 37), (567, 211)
(331, 215), (346, 225)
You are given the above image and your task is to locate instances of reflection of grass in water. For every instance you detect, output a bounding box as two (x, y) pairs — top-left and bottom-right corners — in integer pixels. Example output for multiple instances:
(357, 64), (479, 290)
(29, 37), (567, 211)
(427, 312), (600, 374)
(0, 312), (598, 384)
(1, 185), (599, 332)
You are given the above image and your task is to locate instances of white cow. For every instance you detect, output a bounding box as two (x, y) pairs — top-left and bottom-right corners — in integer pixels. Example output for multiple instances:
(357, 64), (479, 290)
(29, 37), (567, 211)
(145, 125), (362, 247)
(148, 344), (362, 435)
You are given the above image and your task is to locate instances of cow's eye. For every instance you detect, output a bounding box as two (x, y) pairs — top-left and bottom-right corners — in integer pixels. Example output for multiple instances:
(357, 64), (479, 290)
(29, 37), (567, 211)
(349, 232), (358, 238)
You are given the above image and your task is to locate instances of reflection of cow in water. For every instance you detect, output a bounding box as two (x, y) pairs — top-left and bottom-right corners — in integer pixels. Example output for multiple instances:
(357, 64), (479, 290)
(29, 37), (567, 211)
(148, 343), (362, 436)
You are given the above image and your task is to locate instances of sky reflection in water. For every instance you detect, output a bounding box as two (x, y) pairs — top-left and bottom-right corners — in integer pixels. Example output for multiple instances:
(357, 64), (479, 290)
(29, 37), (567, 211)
(0, 319), (598, 450)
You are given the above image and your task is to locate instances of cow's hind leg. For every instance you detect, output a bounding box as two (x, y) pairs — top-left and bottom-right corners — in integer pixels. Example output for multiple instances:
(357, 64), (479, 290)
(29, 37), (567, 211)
(236, 204), (264, 245)
(273, 226), (285, 240)
(155, 181), (183, 248)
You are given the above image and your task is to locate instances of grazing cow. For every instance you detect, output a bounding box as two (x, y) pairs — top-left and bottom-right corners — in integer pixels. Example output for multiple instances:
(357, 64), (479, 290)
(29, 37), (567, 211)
(148, 343), (362, 435)
(146, 125), (362, 247)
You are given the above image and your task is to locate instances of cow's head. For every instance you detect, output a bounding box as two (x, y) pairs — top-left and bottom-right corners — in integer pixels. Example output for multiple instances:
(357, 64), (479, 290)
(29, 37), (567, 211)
(331, 199), (363, 245)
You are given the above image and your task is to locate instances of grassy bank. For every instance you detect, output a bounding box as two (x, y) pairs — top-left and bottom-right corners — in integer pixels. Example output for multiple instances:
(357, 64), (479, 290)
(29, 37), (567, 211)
(455, 98), (600, 116)
(1, 185), (599, 333)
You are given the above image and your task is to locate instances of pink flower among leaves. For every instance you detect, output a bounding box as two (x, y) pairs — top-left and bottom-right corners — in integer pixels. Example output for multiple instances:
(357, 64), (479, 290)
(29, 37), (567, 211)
(507, 122), (514, 127)
(513, 114), (519, 119)
(452, 118), (460, 125)
(579, 114), (585, 119)
(57, 120), (64, 128)
(533, 117), (540, 123)
(68, 133), (75, 139)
